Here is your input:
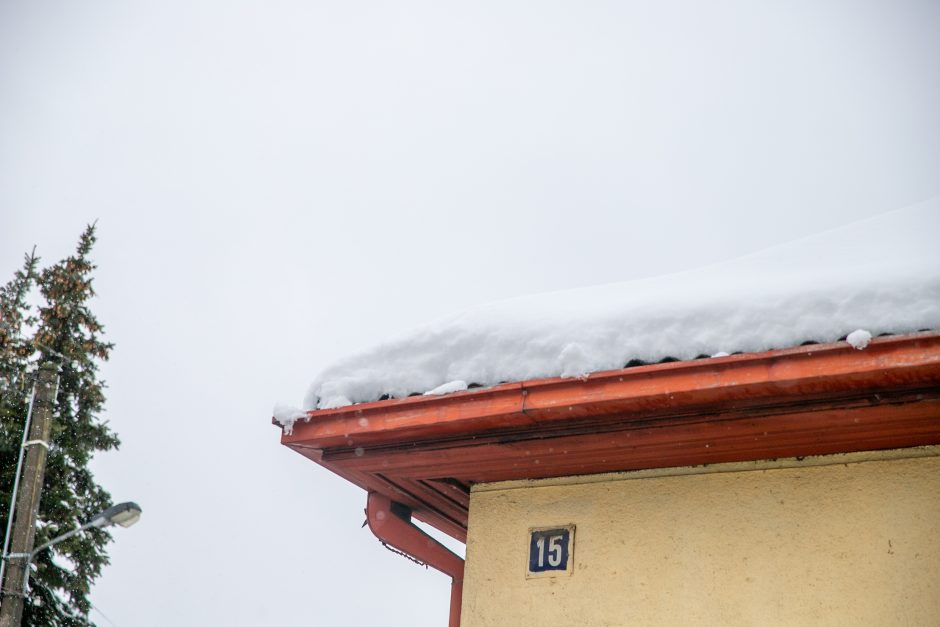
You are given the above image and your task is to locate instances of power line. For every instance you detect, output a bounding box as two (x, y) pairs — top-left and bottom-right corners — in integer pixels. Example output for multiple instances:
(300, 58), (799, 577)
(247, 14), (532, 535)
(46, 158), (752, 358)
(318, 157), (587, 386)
(90, 601), (118, 627)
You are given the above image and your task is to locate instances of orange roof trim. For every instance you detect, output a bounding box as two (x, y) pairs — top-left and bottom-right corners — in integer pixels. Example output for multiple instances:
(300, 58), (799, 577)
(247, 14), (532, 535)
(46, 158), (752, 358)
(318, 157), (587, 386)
(280, 331), (940, 540)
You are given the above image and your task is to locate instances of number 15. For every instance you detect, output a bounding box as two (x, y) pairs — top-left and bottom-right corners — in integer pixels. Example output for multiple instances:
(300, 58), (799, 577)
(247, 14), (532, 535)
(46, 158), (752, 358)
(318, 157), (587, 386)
(535, 534), (563, 567)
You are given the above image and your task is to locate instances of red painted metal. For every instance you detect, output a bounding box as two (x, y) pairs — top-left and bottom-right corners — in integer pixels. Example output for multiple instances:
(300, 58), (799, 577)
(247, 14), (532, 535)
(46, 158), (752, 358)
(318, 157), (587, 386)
(280, 331), (940, 627)
(283, 332), (940, 451)
(366, 492), (464, 627)
(320, 393), (940, 482)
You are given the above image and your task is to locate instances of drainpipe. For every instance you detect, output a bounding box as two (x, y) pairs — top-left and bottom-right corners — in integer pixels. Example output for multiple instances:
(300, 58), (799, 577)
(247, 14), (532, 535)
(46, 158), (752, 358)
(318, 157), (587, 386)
(365, 492), (464, 627)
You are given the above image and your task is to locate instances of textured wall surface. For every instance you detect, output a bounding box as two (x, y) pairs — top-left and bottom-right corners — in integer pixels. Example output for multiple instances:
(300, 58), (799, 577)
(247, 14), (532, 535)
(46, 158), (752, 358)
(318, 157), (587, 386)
(462, 451), (940, 626)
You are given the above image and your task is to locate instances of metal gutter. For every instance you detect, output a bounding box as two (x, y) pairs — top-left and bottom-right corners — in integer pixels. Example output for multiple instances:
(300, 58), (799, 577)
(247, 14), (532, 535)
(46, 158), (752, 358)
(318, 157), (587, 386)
(283, 331), (940, 451)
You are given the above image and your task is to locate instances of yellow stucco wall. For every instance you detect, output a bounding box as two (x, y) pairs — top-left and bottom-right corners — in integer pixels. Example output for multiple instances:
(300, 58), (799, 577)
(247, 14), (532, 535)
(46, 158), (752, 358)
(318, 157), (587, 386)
(461, 448), (940, 626)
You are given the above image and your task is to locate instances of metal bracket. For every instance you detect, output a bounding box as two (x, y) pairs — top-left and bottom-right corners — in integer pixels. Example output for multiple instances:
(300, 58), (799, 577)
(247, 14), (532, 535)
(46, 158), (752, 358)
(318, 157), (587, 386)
(21, 440), (48, 450)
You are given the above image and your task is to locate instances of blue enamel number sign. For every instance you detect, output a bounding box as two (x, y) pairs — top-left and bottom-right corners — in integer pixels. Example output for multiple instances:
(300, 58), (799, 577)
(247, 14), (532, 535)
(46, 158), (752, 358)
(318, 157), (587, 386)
(528, 527), (571, 573)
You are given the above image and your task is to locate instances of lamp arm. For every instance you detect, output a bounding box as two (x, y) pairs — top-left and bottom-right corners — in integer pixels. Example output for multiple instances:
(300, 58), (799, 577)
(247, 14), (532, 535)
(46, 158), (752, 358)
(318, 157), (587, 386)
(28, 519), (100, 559)
(15, 518), (103, 596)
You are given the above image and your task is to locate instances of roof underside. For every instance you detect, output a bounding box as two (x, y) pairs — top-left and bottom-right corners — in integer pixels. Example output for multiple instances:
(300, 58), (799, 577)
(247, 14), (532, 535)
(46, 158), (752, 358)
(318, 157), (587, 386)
(281, 332), (940, 542)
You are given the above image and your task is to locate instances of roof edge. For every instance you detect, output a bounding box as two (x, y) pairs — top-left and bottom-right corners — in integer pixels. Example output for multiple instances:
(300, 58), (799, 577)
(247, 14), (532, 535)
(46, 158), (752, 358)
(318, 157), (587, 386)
(281, 330), (940, 450)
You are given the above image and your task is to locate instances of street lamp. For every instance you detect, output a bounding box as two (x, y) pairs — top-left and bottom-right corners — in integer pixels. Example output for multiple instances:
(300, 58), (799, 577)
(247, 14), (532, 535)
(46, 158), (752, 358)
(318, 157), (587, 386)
(9, 501), (142, 596)
(87, 502), (142, 529)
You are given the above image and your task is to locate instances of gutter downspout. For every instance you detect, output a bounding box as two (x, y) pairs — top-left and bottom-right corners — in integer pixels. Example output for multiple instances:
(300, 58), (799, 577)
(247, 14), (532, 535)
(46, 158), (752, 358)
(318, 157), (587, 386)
(366, 492), (464, 627)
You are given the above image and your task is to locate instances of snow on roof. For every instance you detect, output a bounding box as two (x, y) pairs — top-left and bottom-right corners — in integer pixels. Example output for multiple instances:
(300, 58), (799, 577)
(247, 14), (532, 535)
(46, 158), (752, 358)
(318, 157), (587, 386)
(300, 197), (940, 413)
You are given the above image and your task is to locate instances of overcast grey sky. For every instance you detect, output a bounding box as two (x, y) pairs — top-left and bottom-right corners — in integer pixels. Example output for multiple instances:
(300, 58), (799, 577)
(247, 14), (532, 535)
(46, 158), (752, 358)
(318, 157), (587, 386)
(2, 1), (938, 625)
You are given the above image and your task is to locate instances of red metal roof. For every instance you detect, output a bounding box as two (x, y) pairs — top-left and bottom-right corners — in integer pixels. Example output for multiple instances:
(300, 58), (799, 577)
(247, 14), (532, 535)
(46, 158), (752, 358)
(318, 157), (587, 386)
(279, 331), (940, 541)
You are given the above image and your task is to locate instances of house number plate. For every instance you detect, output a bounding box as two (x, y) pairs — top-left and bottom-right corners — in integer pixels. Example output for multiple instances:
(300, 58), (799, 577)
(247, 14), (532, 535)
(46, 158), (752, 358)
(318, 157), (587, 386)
(527, 525), (575, 576)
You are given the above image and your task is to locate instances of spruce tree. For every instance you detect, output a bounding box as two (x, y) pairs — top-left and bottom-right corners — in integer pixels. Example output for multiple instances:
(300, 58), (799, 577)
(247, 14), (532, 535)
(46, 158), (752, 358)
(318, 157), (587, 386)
(0, 225), (120, 626)
(0, 249), (38, 402)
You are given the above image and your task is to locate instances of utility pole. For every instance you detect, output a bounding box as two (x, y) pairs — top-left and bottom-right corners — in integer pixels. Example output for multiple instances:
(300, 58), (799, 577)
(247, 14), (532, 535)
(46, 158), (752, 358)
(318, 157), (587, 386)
(0, 363), (58, 627)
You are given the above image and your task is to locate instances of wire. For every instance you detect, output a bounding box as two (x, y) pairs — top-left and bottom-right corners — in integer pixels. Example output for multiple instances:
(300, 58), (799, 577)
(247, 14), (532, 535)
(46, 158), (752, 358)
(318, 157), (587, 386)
(90, 601), (118, 627)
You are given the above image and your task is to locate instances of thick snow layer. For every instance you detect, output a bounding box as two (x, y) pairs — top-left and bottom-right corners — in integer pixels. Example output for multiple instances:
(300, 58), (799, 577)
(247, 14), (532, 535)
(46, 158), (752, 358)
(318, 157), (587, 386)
(300, 197), (940, 412)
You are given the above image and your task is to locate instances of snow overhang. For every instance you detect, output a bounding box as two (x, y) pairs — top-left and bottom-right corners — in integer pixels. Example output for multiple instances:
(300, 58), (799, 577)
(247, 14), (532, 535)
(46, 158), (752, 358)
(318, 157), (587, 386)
(279, 331), (940, 541)
(299, 198), (940, 411)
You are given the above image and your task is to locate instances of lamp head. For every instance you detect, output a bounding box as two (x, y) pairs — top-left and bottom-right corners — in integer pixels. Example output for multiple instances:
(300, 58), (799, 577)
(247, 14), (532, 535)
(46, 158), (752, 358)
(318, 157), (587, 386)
(92, 502), (142, 528)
